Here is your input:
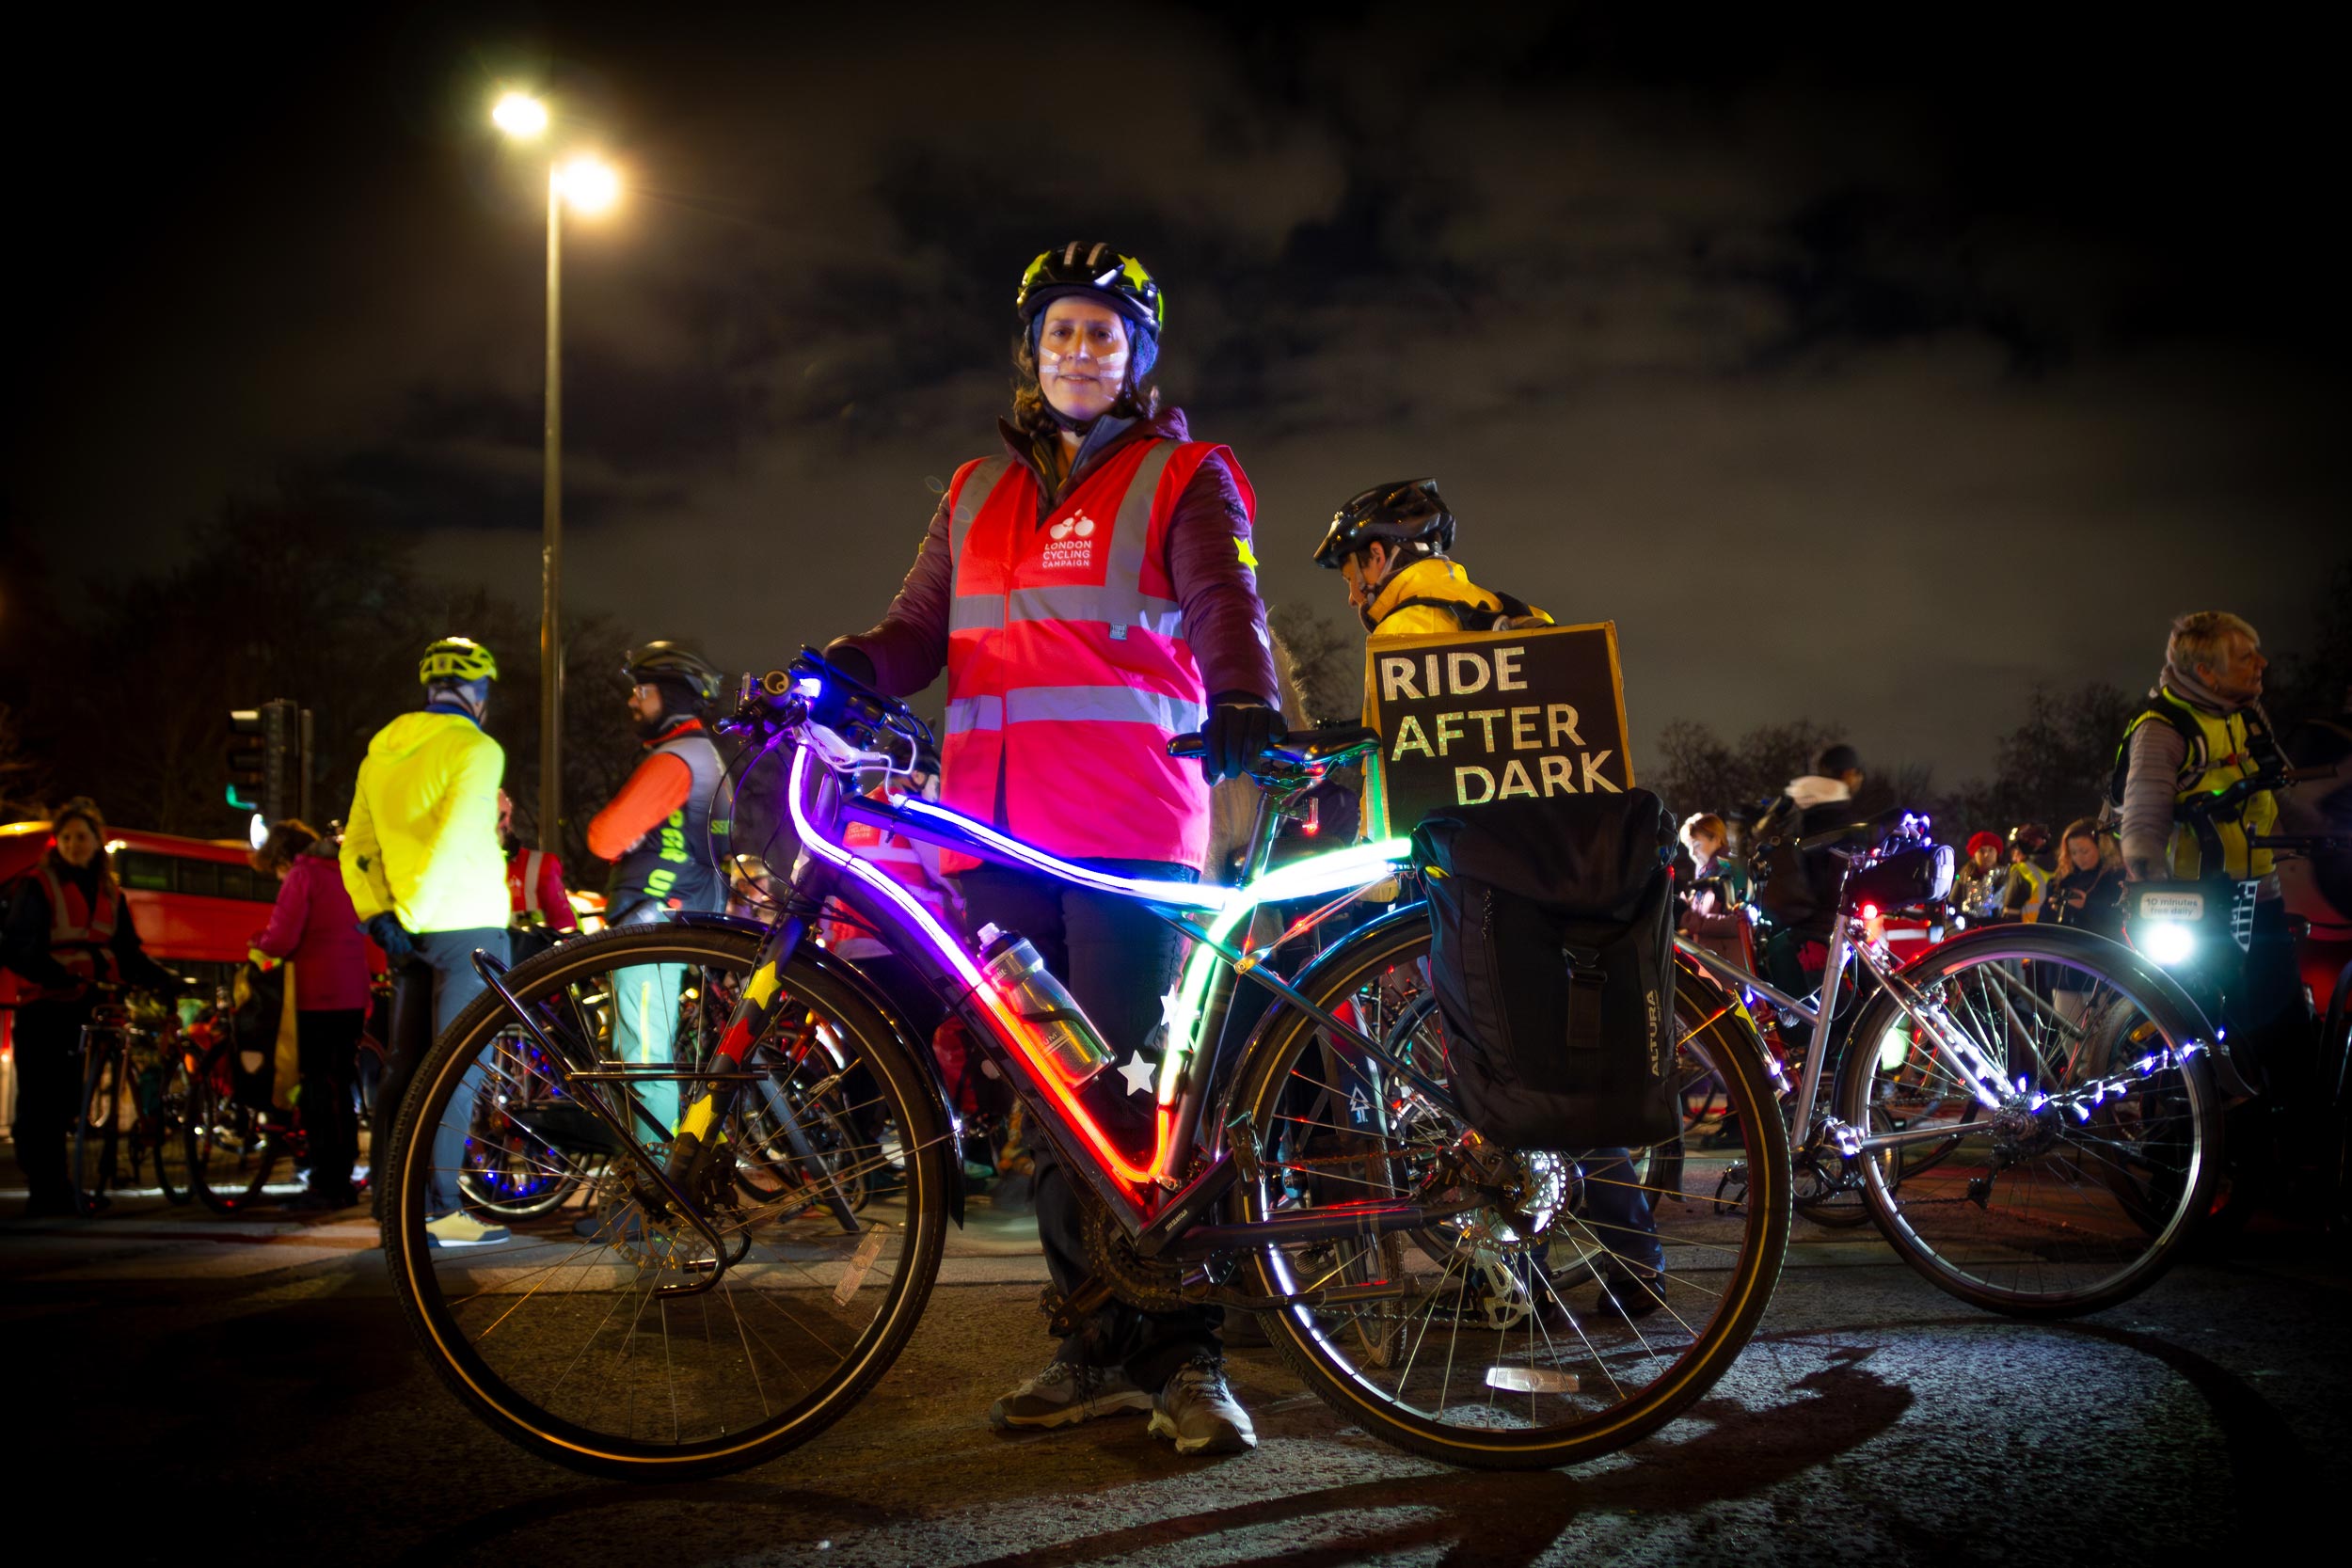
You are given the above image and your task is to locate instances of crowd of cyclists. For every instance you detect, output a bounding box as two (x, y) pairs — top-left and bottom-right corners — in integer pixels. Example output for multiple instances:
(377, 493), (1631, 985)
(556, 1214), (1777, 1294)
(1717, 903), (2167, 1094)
(6, 242), (2348, 1465)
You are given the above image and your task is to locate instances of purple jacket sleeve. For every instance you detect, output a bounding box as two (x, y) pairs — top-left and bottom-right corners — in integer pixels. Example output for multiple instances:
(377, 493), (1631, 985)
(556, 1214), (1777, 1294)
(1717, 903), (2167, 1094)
(836, 491), (956, 699)
(1167, 454), (1278, 705)
(254, 868), (309, 959)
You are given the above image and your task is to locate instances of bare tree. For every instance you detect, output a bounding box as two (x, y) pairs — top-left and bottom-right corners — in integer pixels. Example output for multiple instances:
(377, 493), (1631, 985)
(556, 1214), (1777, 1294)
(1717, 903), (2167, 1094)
(1267, 601), (1360, 724)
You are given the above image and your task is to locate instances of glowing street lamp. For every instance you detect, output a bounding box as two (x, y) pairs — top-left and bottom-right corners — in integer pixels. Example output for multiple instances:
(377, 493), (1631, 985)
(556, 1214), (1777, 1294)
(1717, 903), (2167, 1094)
(491, 90), (622, 853)
(490, 92), (548, 138)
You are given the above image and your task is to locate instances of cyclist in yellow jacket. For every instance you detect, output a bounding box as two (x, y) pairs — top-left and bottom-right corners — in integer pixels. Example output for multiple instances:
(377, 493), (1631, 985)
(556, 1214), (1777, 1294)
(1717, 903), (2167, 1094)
(1312, 480), (1661, 1321)
(342, 635), (513, 1246)
(1312, 478), (1553, 645)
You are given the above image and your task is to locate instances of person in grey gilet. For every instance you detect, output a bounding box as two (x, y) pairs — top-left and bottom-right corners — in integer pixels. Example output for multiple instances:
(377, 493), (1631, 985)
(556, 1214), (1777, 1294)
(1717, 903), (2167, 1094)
(585, 643), (730, 1147)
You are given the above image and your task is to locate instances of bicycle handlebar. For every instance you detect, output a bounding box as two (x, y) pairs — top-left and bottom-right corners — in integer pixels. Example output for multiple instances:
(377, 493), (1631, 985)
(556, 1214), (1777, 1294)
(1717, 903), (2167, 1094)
(1166, 725), (1379, 771)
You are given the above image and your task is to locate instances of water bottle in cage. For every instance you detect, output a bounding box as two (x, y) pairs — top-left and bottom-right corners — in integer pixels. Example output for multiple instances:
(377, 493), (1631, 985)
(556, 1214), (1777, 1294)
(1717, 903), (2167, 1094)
(977, 926), (1114, 1087)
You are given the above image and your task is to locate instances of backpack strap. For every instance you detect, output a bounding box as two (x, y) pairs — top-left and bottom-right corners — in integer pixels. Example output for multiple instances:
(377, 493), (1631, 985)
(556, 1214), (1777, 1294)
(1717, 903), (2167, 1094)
(2109, 695), (2202, 810)
(1384, 595), (1483, 632)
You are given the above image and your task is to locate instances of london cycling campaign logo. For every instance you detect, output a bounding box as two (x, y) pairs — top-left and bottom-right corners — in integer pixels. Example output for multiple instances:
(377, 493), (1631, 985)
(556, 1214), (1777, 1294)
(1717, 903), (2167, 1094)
(1042, 510), (1101, 571)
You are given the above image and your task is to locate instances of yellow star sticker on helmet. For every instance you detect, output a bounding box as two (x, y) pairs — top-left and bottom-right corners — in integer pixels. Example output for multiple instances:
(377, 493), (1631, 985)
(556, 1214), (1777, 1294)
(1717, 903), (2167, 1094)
(1235, 535), (1258, 569)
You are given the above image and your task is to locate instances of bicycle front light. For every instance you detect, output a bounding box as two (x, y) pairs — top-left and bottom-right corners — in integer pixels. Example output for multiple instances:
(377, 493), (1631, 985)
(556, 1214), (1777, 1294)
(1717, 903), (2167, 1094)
(2140, 922), (2196, 967)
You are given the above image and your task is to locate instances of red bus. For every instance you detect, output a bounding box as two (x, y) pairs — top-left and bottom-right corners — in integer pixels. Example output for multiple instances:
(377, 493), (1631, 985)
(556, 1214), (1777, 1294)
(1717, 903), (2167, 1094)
(1, 819), (283, 1060)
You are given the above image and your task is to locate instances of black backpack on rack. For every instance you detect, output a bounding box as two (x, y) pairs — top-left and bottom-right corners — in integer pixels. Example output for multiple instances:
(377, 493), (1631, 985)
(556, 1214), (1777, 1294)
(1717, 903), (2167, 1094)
(1410, 791), (1680, 1149)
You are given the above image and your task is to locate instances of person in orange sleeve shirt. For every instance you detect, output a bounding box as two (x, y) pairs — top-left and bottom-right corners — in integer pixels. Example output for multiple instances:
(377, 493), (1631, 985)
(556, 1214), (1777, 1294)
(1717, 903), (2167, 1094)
(586, 644), (728, 1155)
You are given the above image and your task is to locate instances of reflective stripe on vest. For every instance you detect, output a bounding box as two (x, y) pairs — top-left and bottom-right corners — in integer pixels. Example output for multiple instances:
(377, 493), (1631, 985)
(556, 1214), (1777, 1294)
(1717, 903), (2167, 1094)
(512, 849), (547, 915)
(937, 437), (1248, 870)
(826, 817), (946, 958)
(35, 863), (122, 995)
(2124, 690), (2280, 880)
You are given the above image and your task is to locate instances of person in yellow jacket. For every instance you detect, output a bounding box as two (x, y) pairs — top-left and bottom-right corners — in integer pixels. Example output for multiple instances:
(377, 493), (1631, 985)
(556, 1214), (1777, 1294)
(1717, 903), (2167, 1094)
(1311, 478), (1553, 647)
(343, 635), (513, 1246)
(1311, 479), (1661, 1319)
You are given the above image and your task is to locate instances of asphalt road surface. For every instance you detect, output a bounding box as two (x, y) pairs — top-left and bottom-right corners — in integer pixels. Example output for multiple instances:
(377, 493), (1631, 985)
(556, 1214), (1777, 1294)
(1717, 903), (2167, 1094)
(5, 1164), (2344, 1568)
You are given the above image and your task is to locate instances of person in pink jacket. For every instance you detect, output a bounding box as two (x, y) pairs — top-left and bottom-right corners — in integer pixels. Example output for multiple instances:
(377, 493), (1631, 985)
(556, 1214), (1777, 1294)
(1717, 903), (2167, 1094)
(251, 820), (373, 1210)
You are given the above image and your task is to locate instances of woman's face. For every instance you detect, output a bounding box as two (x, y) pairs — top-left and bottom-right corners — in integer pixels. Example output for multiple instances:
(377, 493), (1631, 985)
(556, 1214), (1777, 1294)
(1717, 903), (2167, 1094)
(1036, 297), (1132, 424)
(55, 818), (101, 868)
(1687, 830), (1723, 863)
(2065, 834), (2100, 873)
(1972, 845), (2000, 872)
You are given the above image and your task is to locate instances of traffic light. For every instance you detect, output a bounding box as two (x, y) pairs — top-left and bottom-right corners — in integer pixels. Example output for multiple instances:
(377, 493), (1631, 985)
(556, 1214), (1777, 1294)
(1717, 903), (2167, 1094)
(224, 700), (307, 822)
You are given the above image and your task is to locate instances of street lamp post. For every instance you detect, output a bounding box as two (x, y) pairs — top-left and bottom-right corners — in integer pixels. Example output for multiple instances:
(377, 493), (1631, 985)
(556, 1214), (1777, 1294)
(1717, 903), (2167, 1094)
(540, 165), (564, 858)
(492, 92), (617, 854)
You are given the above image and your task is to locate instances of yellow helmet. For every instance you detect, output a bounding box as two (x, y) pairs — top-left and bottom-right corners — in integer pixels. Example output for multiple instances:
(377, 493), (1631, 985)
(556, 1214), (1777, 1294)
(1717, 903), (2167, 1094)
(419, 636), (499, 685)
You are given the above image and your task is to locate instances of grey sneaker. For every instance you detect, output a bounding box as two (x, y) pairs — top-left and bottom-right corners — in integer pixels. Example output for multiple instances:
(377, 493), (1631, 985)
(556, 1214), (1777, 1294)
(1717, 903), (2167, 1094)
(1150, 1356), (1257, 1455)
(988, 1359), (1152, 1431)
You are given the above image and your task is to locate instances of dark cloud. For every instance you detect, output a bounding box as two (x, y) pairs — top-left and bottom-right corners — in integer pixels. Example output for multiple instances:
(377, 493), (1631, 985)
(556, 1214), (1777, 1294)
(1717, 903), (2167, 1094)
(8, 3), (2344, 790)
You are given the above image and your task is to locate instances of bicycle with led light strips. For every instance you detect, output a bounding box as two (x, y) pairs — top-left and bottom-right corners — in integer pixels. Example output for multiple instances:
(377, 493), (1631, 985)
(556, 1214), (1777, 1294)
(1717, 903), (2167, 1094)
(2117, 765), (2349, 1234)
(1678, 810), (2227, 1315)
(381, 649), (1791, 1478)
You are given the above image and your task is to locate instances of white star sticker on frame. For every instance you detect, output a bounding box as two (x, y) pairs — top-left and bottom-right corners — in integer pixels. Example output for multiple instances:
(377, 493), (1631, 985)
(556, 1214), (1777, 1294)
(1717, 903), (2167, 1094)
(1159, 988), (1194, 1032)
(1118, 1053), (1157, 1097)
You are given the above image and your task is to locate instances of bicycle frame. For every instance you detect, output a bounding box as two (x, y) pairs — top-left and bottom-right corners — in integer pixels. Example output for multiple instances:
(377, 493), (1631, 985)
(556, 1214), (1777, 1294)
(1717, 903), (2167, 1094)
(1675, 907), (2217, 1161)
(606, 729), (1436, 1255)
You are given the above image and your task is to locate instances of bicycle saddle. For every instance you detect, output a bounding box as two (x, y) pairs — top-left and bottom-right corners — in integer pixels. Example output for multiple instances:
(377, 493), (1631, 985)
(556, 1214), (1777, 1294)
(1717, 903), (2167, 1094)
(1797, 808), (1901, 855)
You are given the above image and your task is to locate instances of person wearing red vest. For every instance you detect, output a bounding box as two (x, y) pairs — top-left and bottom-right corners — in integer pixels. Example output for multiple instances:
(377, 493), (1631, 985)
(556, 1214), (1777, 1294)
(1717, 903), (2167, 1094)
(827, 244), (1279, 1456)
(498, 790), (577, 935)
(1, 797), (179, 1216)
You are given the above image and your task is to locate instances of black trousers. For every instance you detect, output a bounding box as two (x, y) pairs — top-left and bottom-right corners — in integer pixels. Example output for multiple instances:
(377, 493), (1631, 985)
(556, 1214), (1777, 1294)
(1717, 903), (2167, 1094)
(296, 1008), (366, 1199)
(958, 859), (1222, 1390)
(9, 998), (93, 1207)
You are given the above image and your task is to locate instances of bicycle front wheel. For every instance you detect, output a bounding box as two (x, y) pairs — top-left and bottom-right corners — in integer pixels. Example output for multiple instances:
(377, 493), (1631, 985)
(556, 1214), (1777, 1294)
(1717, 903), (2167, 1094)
(151, 1049), (197, 1205)
(1834, 924), (2222, 1316)
(1228, 912), (1790, 1469)
(384, 922), (950, 1481)
(72, 1037), (124, 1215)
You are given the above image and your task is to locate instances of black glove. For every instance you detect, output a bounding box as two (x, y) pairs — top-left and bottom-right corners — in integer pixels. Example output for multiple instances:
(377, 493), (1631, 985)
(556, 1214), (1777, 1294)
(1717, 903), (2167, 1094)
(1200, 696), (1284, 784)
(823, 641), (877, 689)
(365, 912), (418, 962)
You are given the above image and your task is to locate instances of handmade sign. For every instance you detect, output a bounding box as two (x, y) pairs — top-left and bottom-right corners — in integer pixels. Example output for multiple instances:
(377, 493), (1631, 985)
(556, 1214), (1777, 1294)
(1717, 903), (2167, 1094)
(1362, 621), (1634, 837)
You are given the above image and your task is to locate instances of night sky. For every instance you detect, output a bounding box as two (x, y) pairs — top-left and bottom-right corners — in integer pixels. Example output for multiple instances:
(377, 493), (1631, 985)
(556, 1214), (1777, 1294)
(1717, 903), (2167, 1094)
(9, 6), (2344, 785)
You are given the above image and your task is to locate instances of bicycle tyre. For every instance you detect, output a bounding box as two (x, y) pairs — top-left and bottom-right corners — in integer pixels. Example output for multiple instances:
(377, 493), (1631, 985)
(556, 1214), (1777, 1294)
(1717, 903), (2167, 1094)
(153, 1049), (197, 1205)
(1230, 913), (1790, 1469)
(384, 922), (950, 1481)
(71, 1037), (123, 1216)
(184, 1043), (281, 1215)
(1832, 923), (2222, 1317)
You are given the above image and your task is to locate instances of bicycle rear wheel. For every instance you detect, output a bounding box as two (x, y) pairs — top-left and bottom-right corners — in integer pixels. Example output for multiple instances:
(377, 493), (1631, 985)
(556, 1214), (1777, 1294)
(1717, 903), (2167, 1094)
(1834, 924), (2221, 1316)
(384, 922), (950, 1481)
(1229, 912), (1789, 1469)
(184, 1046), (281, 1214)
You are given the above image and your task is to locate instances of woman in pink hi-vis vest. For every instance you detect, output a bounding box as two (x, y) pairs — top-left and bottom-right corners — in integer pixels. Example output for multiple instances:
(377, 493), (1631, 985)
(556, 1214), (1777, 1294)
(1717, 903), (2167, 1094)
(827, 244), (1279, 1457)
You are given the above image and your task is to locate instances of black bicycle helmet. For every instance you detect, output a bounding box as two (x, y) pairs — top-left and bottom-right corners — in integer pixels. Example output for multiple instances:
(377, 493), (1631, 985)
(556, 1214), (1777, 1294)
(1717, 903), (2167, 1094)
(622, 641), (726, 705)
(1312, 479), (1456, 569)
(1015, 243), (1164, 339)
(2009, 822), (2053, 855)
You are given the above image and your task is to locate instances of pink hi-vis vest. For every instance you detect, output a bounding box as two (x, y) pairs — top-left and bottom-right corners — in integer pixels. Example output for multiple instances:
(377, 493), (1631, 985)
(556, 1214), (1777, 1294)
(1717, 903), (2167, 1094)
(941, 437), (1251, 872)
(827, 817), (949, 959)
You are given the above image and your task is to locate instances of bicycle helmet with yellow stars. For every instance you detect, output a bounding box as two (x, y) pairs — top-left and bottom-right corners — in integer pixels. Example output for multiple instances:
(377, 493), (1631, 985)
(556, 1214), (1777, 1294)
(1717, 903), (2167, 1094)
(419, 636), (499, 685)
(1016, 244), (1165, 380)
